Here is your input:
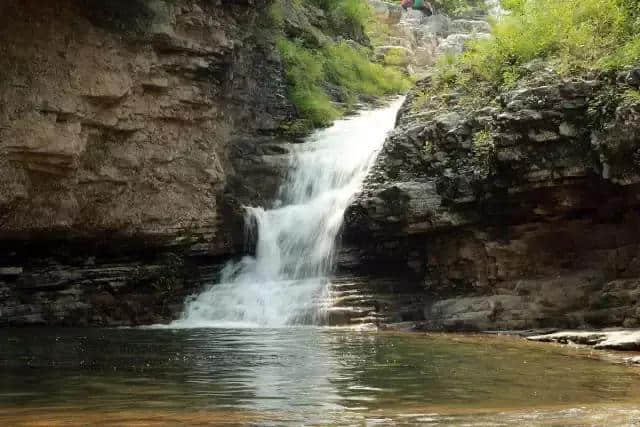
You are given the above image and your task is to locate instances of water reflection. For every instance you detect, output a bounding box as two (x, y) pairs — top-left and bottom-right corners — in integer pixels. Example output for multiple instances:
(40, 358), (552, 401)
(1, 328), (640, 424)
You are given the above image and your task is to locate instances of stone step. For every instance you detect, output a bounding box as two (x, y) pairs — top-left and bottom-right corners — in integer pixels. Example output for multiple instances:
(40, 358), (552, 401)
(350, 315), (391, 324)
(330, 294), (374, 303)
(317, 299), (377, 311)
(325, 305), (376, 315)
(316, 278), (396, 327)
(321, 306), (376, 325)
(328, 282), (361, 289)
(327, 289), (360, 295)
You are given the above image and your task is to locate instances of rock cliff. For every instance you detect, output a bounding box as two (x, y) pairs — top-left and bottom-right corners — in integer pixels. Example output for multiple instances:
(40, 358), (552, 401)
(344, 67), (640, 331)
(0, 0), (297, 325)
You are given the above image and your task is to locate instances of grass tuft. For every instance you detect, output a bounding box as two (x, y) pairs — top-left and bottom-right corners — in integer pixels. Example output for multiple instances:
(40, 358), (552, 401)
(277, 38), (410, 130)
(277, 38), (340, 127)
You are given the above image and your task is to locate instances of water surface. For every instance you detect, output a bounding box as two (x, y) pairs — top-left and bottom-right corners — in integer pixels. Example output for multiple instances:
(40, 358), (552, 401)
(2, 328), (640, 425)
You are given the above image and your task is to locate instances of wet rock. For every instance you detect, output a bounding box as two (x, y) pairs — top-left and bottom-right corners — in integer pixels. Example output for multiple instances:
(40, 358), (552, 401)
(0, 267), (23, 276)
(528, 330), (640, 351)
(559, 122), (577, 137)
(625, 68), (640, 87)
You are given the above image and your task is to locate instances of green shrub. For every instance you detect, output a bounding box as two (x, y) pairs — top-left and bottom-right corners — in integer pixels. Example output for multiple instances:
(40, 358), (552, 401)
(479, 0), (625, 76)
(383, 48), (410, 67)
(432, 0), (488, 16)
(433, 53), (460, 88)
(621, 89), (640, 106)
(499, 0), (526, 13)
(277, 38), (410, 129)
(430, 0), (640, 97)
(268, 0), (286, 29)
(394, 0), (488, 16)
(307, 0), (373, 40)
(333, 0), (372, 30)
(312, 0), (395, 45)
(272, 0), (411, 131)
(324, 42), (411, 96)
(601, 36), (640, 70)
(472, 129), (496, 174)
(277, 38), (340, 127)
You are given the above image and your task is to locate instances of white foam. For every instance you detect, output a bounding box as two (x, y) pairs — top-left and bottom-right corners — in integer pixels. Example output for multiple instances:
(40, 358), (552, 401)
(172, 98), (404, 328)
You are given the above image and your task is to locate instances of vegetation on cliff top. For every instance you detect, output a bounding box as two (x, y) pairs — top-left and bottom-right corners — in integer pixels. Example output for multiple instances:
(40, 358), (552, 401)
(277, 38), (410, 128)
(426, 0), (640, 101)
(271, 0), (411, 132)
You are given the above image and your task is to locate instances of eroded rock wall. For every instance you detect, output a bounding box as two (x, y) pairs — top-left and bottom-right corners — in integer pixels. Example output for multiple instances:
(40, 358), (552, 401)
(1, 0), (292, 246)
(344, 69), (640, 330)
(0, 0), (294, 325)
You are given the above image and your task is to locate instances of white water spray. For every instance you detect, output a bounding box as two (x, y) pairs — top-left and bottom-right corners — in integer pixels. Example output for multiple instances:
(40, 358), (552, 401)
(171, 98), (404, 328)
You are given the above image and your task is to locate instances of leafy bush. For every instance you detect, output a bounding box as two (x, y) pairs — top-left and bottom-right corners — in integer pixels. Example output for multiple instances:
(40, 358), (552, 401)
(324, 42), (411, 96)
(392, 0), (488, 16)
(472, 130), (495, 166)
(277, 37), (410, 129)
(602, 32), (640, 70)
(432, 0), (488, 16)
(333, 0), (373, 31)
(307, 0), (373, 41)
(499, 0), (526, 13)
(273, 0), (411, 131)
(268, 0), (286, 29)
(383, 47), (410, 66)
(621, 88), (640, 106)
(277, 38), (340, 127)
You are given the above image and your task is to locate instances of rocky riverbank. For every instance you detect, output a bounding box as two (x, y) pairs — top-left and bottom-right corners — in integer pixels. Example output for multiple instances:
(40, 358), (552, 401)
(528, 329), (640, 354)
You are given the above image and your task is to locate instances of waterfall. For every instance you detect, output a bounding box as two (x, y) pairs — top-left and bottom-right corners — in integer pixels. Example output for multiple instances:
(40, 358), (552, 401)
(171, 97), (404, 328)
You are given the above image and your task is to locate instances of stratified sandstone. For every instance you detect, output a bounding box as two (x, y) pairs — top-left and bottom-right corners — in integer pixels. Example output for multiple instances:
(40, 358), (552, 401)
(0, 0), (292, 248)
(0, 0), (295, 325)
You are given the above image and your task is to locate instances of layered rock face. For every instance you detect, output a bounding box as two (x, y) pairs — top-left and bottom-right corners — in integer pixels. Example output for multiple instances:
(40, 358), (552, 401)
(0, 0), (294, 325)
(345, 69), (640, 331)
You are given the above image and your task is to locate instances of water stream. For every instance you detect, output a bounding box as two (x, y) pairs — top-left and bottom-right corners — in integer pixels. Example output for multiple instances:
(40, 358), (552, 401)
(172, 98), (404, 328)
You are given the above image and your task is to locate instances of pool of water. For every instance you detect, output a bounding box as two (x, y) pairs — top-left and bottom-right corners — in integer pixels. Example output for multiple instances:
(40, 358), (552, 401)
(1, 328), (640, 425)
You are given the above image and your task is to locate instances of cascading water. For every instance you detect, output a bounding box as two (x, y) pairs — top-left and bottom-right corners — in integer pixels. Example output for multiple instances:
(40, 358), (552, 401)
(171, 97), (404, 328)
